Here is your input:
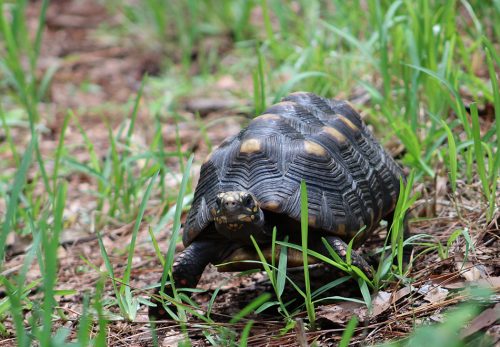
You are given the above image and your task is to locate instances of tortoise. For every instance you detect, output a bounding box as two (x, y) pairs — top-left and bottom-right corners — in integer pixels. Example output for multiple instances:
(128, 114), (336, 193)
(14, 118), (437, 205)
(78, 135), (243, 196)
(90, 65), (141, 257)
(149, 92), (409, 320)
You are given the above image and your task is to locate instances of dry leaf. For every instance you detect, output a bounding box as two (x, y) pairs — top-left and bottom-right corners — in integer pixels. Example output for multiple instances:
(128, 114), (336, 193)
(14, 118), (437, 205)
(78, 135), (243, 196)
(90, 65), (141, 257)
(371, 291), (392, 318)
(418, 284), (449, 303)
(317, 301), (367, 324)
(459, 263), (488, 282)
(391, 286), (413, 303)
(461, 303), (500, 338)
(161, 334), (184, 347)
(442, 276), (500, 290)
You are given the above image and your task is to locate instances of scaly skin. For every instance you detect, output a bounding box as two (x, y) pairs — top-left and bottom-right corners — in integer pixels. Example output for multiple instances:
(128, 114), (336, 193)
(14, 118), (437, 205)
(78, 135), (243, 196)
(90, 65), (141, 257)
(321, 236), (372, 275)
(148, 239), (231, 321)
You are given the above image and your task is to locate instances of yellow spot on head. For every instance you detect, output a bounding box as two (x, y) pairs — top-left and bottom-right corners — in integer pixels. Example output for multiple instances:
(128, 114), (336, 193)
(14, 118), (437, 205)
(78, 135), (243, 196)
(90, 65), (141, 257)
(338, 115), (358, 131)
(304, 140), (327, 156)
(240, 138), (262, 154)
(216, 216), (227, 224)
(238, 214), (253, 222)
(322, 126), (346, 143)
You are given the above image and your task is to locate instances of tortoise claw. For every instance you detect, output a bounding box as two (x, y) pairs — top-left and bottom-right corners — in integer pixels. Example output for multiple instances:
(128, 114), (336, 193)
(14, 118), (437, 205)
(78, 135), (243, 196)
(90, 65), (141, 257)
(322, 236), (372, 277)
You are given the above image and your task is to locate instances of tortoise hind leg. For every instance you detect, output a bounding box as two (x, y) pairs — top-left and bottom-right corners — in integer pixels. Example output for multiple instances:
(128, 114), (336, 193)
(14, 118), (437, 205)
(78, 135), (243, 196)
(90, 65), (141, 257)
(149, 239), (223, 321)
(318, 236), (372, 276)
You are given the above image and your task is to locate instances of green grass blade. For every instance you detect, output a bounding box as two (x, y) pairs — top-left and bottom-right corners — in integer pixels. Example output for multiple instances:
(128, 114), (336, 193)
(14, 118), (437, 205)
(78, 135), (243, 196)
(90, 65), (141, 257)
(52, 111), (70, 192)
(40, 182), (67, 345)
(339, 316), (358, 347)
(469, 103), (490, 201)
(358, 278), (371, 310)
(273, 71), (329, 103)
(122, 170), (159, 287)
(229, 293), (271, 324)
(260, 0), (275, 43)
(0, 104), (20, 165)
(300, 180), (315, 328)
(94, 277), (108, 346)
(484, 42), (500, 219)
(0, 138), (33, 267)
(31, 0), (49, 72)
(160, 155), (194, 296)
(276, 235), (288, 298)
(441, 120), (457, 192)
(239, 320), (255, 346)
(125, 77), (145, 148)
(405, 63), (471, 137)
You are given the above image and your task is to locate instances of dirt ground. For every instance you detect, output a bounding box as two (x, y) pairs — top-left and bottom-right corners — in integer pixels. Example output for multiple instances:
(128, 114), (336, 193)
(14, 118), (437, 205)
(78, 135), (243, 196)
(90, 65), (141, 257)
(1, 1), (499, 346)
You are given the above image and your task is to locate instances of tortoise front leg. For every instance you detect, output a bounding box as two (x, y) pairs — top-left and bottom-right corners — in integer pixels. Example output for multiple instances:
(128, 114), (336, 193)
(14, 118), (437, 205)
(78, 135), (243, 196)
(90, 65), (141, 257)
(318, 236), (372, 276)
(149, 239), (225, 320)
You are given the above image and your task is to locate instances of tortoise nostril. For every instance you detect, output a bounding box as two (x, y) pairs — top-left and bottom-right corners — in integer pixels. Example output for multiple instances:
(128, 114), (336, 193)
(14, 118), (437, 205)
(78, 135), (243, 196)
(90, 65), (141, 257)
(224, 200), (237, 209)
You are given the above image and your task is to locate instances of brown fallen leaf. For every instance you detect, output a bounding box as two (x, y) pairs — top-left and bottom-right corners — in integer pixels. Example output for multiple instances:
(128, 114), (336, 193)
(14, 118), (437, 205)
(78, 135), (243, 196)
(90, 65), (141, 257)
(391, 286), (413, 304)
(418, 284), (449, 303)
(161, 331), (185, 347)
(458, 263), (489, 282)
(442, 276), (500, 290)
(317, 301), (367, 324)
(460, 303), (500, 338)
(371, 291), (391, 318)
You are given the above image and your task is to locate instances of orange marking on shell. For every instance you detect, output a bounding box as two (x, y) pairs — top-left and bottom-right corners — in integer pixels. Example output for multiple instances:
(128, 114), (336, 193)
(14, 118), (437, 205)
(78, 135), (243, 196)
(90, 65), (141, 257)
(308, 215), (317, 227)
(322, 126), (346, 143)
(261, 201), (281, 212)
(338, 115), (358, 131)
(240, 138), (262, 154)
(304, 140), (327, 156)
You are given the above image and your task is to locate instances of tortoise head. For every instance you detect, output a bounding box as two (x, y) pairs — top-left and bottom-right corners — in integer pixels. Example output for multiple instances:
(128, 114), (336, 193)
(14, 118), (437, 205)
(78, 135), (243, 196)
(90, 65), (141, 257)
(213, 191), (265, 233)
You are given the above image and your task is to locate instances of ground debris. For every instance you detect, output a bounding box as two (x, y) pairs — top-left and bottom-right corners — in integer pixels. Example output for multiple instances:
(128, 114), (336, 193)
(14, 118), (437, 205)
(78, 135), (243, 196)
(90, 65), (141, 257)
(460, 303), (500, 339)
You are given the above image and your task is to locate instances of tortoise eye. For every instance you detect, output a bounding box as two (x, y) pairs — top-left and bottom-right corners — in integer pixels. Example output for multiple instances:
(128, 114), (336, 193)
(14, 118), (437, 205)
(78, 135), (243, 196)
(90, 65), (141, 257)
(243, 194), (254, 208)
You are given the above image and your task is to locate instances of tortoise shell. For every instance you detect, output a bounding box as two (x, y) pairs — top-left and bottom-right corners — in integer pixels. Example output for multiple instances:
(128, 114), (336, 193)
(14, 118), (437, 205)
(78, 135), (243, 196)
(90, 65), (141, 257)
(183, 92), (404, 247)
